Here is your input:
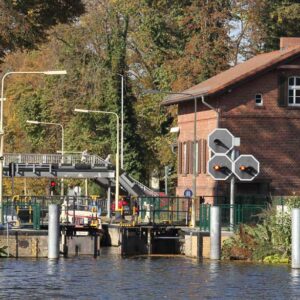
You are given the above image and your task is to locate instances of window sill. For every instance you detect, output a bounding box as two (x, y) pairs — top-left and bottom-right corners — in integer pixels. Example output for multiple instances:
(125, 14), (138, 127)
(254, 105), (265, 109)
(287, 106), (300, 110)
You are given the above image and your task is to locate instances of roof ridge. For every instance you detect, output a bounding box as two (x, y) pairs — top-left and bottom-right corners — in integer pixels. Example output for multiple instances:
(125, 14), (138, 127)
(163, 45), (300, 105)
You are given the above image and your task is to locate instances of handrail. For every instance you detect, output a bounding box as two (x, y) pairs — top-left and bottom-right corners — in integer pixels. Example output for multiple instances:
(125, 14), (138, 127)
(3, 153), (110, 167)
(128, 174), (159, 196)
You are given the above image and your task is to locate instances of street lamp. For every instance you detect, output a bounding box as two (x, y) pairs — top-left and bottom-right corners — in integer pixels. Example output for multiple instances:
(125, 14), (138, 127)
(26, 120), (64, 160)
(74, 108), (120, 212)
(143, 89), (204, 227)
(0, 70), (67, 223)
(26, 120), (65, 196)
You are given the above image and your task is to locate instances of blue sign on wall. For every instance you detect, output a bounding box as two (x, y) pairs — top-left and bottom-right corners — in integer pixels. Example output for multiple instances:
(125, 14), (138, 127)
(184, 189), (193, 198)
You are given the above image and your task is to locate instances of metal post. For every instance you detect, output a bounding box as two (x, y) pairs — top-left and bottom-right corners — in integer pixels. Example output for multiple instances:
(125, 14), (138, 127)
(74, 109), (120, 212)
(26, 121), (65, 196)
(292, 208), (300, 268)
(0, 70), (66, 224)
(107, 183), (111, 219)
(164, 166), (168, 195)
(230, 149), (236, 231)
(191, 96), (197, 228)
(210, 206), (221, 260)
(48, 204), (59, 259)
(120, 75), (124, 170)
(85, 179), (88, 197)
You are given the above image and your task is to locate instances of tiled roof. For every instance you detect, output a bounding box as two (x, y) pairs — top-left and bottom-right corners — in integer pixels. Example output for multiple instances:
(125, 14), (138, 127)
(162, 45), (300, 105)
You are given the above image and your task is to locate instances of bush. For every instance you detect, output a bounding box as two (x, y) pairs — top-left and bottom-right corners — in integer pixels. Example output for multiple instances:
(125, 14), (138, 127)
(222, 196), (300, 262)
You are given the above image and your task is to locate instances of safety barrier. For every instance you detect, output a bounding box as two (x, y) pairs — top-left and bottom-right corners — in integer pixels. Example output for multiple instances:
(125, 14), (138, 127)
(1, 195), (103, 229)
(198, 203), (267, 232)
(137, 196), (191, 226)
(1, 202), (41, 229)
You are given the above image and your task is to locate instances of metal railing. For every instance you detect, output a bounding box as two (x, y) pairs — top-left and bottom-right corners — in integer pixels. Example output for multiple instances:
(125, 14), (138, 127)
(128, 175), (159, 197)
(198, 203), (267, 232)
(1, 195), (103, 229)
(138, 196), (191, 226)
(1, 202), (41, 230)
(3, 153), (109, 167)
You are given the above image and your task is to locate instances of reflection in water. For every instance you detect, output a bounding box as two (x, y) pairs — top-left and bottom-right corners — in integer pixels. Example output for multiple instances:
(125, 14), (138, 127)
(0, 251), (299, 300)
(47, 258), (60, 276)
(291, 268), (300, 285)
(290, 268), (300, 296)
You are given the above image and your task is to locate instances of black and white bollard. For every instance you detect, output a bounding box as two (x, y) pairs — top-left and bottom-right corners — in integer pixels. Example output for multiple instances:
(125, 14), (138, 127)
(292, 208), (300, 268)
(210, 206), (221, 260)
(48, 204), (59, 259)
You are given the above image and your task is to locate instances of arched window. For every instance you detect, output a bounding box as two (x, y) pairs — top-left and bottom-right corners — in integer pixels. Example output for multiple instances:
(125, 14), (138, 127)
(288, 76), (300, 106)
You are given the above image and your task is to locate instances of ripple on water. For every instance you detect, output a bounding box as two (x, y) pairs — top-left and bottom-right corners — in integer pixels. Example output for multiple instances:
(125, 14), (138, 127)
(0, 251), (299, 300)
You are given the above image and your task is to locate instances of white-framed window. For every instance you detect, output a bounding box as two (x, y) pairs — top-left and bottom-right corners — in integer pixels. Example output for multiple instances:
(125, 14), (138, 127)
(255, 94), (263, 106)
(288, 76), (300, 106)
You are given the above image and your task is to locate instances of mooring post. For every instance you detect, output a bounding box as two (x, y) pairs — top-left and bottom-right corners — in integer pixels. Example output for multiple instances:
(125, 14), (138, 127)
(292, 208), (300, 268)
(48, 204), (59, 259)
(210, 206), (221, 260)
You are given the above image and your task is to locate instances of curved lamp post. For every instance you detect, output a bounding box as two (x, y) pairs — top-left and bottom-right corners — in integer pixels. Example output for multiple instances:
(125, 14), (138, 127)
(0, 70), (67, 223)
(26, 120), (65, 196)
(143, 89), (204, 228)
(74, 108), (120, 212)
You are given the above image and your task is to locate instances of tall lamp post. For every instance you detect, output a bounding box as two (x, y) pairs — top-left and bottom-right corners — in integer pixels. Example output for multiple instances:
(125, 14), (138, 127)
(143, 89), (201, 227)
(26, 120), (65, 195)
(117, 74), (124, 170)
(74, 108), (120, 212)
(0, 70), (67, 223)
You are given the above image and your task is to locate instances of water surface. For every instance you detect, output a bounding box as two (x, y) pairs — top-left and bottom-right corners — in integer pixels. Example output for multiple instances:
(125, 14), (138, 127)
(0, 249), (299, 299)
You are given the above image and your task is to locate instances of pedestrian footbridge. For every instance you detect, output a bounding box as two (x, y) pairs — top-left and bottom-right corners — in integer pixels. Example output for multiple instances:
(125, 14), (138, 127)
(3, 153), (157, 197)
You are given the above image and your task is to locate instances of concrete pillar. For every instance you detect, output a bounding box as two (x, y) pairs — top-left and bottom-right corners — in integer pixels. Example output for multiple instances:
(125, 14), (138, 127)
(292, 208), (300, 268)
(210, 206), (221, 260)
(48, 204), (59, 259)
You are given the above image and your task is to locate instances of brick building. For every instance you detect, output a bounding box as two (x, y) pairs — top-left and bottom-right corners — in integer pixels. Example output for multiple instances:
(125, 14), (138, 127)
(162, 38), (300, 202)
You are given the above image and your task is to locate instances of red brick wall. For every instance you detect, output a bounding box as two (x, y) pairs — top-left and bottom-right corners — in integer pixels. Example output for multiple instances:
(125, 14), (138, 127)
(177, 106), (218, 202)
(177, 56), (300, 198)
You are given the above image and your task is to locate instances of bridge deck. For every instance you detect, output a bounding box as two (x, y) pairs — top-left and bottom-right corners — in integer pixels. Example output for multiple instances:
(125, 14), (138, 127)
(2, 153), (158, 196)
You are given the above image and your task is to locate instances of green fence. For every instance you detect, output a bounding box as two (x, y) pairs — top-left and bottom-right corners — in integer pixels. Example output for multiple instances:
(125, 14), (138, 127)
(198, 203), (267, 232)
(1, 203), (41, 229)
(138, 197), (191, 226)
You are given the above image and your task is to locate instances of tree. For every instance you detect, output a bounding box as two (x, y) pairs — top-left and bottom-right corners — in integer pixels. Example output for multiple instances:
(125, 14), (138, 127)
(230, 0), (300, 62)
(0, 0), (85, 60)
(1, 0), (235, 190)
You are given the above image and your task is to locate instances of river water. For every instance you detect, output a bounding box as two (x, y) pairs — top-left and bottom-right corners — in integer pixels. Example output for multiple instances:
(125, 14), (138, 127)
(0, 248), (299, 300)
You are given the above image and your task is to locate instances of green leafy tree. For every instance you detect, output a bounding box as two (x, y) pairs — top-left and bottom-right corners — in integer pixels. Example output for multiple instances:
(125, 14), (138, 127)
(0, 0), (85, 60)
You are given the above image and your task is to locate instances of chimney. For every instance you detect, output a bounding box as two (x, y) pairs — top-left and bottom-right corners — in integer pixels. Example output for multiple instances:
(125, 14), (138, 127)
(280, 37), (300, 50)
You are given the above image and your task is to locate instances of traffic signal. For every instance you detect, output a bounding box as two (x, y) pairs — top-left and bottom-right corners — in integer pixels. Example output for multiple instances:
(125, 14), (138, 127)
(50, 181), (56, 192)
(165, 165), (173, 177)
(8, 162), (15, 177)
(213, 164), (227, 171)
(207, 154), (233, 181)
(208, 128), (235, 154)
(233, 155), (260, 182)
